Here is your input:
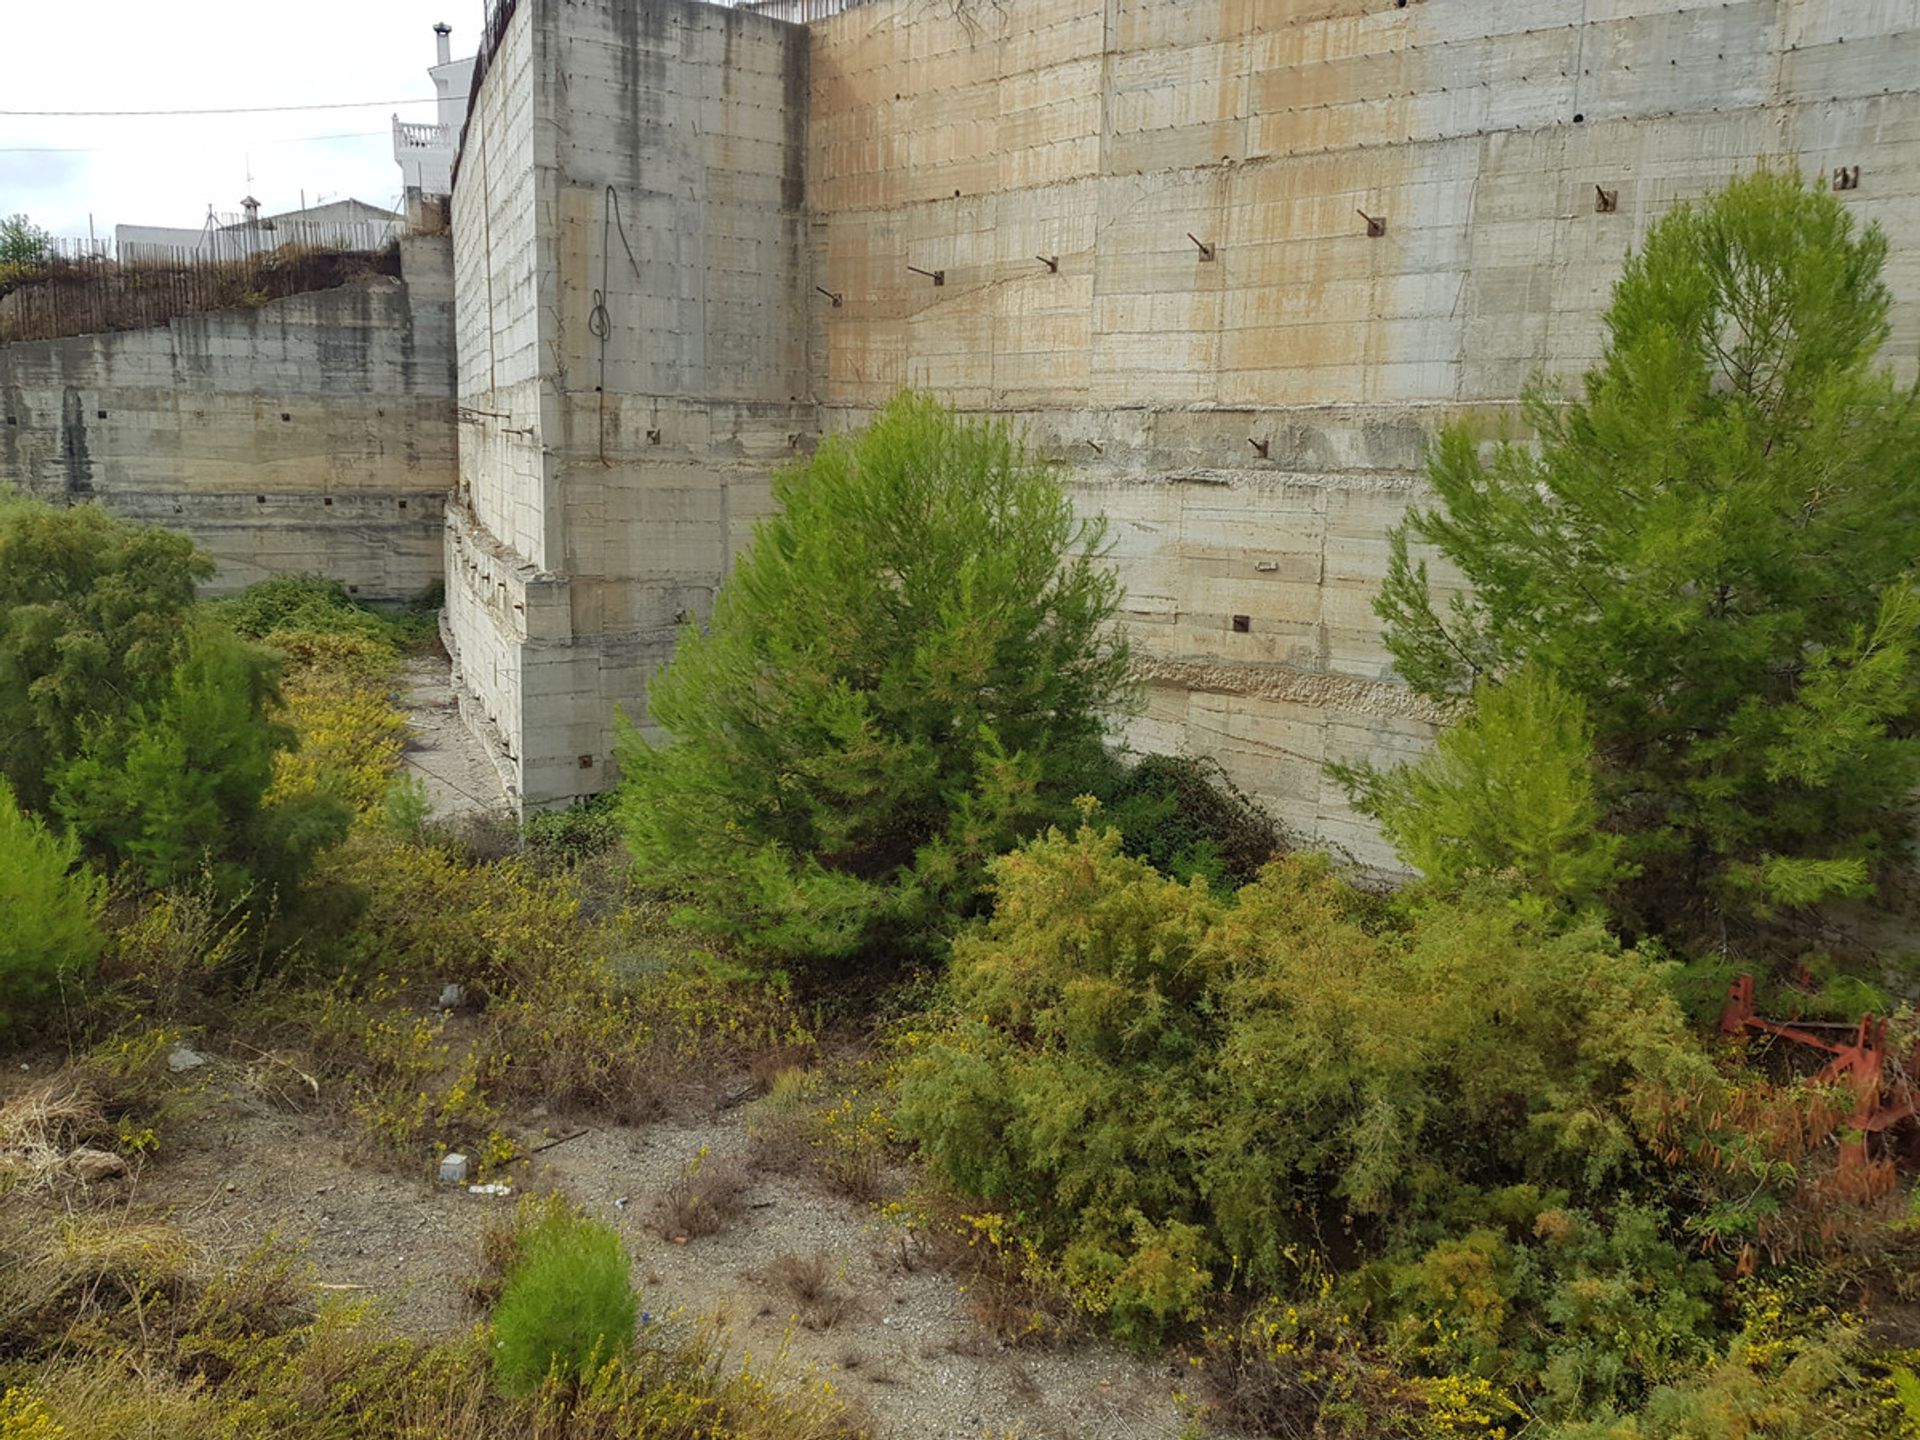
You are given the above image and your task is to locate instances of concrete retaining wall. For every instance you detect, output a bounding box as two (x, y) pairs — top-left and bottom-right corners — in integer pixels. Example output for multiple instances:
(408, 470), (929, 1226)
(805, 0), (1920, 862)
(452, 0), (1920, 850)
(0, 236), (457, 600)
(447, 0), (809, 808)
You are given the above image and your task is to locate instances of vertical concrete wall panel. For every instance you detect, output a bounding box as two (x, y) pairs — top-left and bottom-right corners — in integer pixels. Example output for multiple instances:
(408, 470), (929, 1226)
(449, 0), (808, 810)
(796, 0), (1920, 865)
(0, 241), (455, 598)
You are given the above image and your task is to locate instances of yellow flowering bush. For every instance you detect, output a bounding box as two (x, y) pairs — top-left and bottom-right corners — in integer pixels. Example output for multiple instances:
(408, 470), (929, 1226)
(0, 1388), (63, 1440)
(1194, 1293), (1520, 1438)
(265, 665), (409, 817)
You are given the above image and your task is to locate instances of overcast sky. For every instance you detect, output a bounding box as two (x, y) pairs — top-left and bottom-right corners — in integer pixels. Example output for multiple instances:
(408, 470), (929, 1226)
(2, 0), (489, 239)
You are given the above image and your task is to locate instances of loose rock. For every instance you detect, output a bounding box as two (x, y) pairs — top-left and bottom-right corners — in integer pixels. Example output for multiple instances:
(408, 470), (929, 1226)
(167, 1046), (207, 1073)
(65, 1148), (126, 1183)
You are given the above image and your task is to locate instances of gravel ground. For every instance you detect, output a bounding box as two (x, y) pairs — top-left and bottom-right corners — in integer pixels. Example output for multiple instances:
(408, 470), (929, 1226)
(397, 650), (509, 821)
(109, 1065), (1210, 1440)
(539, 1113), (1203, 1440)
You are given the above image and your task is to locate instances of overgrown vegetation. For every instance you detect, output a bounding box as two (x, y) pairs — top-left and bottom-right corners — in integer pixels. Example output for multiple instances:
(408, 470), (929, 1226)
(491, 1206), (638, 1394)
(0, 1194), (865, 1439)
(0, 500), (348, 897)
(617, 391), (1135, 973)
(0, 778), (104, 1038)
(0, 213), (52, 286)
(897, 822), (1716, 1353)
(1353, 169), (1920, 949)
(881, 171), (1920, 1437)
(5, 170), (1920, 1440)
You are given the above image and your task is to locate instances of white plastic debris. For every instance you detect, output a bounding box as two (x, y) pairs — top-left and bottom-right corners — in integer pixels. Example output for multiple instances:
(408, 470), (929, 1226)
(468, 1182), (513, 1197)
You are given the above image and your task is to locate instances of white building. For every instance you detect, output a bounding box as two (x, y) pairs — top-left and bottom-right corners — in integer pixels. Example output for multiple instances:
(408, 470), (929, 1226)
(393, 23), (476, 213)
(115, 197), (405, 263)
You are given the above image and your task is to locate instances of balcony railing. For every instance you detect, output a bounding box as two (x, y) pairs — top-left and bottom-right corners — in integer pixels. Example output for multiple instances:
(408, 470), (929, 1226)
(394, 118), (454, 150)
(726, 0), (879, 19)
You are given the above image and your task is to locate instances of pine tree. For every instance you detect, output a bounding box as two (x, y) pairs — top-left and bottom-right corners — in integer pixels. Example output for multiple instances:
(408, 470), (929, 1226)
(616, 392), (1133, 970)
(1369, 170), (1920, 933)
(0, 495), (210, 810)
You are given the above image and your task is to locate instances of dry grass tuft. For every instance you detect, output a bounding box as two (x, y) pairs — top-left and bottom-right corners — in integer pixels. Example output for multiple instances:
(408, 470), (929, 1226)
(462, 1189), (572, 1310)
(766, 1250), (855, 1331)
(654, 1148), (749, 1241)
(0, 1078), (121, 1192)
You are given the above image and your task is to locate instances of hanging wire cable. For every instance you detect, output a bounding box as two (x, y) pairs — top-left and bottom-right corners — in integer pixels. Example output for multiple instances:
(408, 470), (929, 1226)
(0, 98), (439, 118)
(591, 184), (645, 464)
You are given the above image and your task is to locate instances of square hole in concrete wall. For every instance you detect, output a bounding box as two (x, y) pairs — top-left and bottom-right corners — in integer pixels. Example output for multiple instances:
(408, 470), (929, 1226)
(96, 410), (107, 420)
(255, 495), (266, 504)
(398, 500), (408, 510)
(323, 497), (333, 506)
(1232, 614), (1251, 633)
(578, 754), (594, 769)
(281, 412), (291, 422)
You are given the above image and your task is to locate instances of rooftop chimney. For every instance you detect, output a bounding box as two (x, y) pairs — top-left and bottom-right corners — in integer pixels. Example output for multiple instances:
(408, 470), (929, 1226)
(434, 22), (452, 67)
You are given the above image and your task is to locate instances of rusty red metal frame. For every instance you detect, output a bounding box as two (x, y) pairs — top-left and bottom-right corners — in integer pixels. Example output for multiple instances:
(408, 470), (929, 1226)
(1719, 973), (1919, 1172)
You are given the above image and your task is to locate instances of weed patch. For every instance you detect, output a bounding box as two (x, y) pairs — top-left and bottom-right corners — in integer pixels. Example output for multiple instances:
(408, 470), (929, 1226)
(655, 1147), (749, 1242)
(766, 1252), (855, 1331)
(491, 1207), (637, 1395)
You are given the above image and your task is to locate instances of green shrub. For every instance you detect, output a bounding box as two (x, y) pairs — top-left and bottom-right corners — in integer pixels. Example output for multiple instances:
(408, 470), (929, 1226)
(491, 1210), (637, 1395)
(0, 496), (209, 813)
(523, 798), (620, 868)
(0, 503), (348, 897)
(216, 574), (383, 640)
(0, 777), (105, 1036)
(1336, 663), (1631, 909)
(617, 391), (1134, 971)
(52, 623), (347, 894)
(0, 213), (51, 269)
(897, 822), (1713, 1350)
(1374, 170), (1920, 936)
(0, 214), (51, 285)
(1540, 1284), (1903, 1439)
(1096, 752), (1287, 888)
(1367, 1203), (1721, 1420)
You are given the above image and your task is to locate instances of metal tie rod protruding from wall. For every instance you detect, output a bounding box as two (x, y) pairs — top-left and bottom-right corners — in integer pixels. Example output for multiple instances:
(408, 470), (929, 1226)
(1187, 233), (1215, 261)
(1357, 210), (1387, 237)
(1249, 438), (1270, 459)
(1594, 185), (1618, 213)
(906, 264), (945, 286)
(815, 285), (843, 307)
(1037, 255), (1059, 272)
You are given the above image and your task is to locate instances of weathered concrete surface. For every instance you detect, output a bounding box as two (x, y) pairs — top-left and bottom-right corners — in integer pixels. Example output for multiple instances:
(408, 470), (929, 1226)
(453, 0), (1920, 857)
(399, 651), (512, 822)
(447, 0), (809, 809)
(0, 236), (457, 600)
(803, 0), (1920, 861)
